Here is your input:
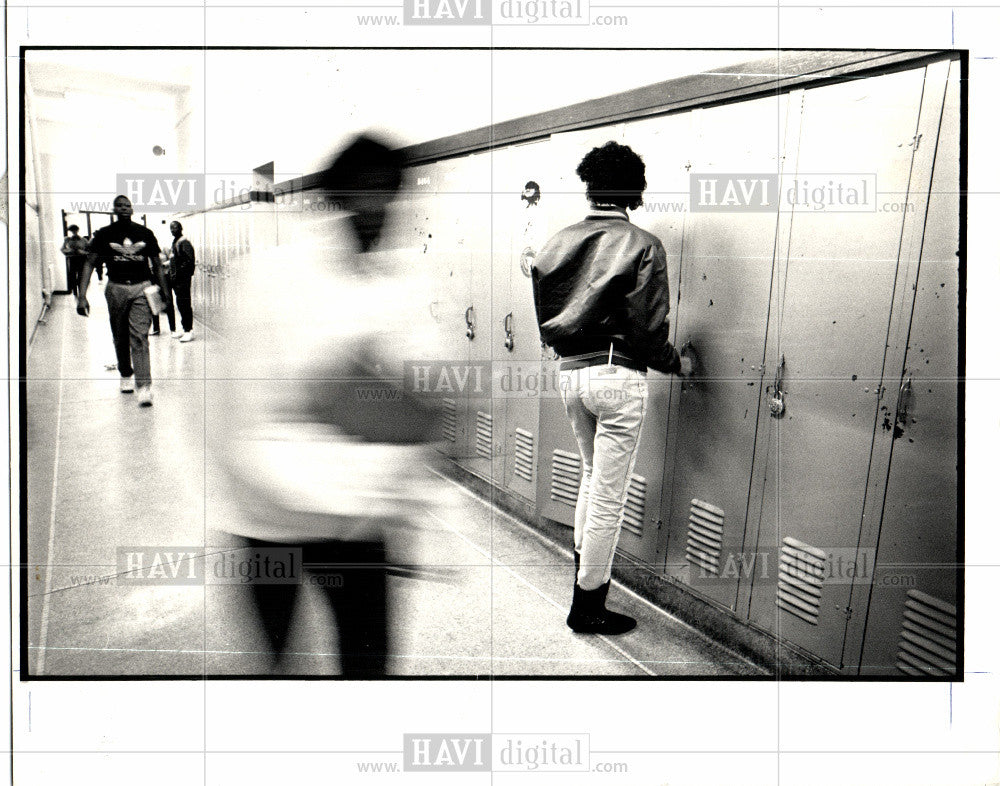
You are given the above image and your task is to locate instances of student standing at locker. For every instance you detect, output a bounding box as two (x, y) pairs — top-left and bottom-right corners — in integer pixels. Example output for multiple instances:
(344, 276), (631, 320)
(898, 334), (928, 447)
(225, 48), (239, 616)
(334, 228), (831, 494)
(532, 141), (692, 635)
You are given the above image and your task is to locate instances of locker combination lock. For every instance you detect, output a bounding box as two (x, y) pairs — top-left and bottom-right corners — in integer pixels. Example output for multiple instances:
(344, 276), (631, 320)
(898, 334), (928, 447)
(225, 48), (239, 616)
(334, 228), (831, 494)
(465, 306), (476, 341)
(767, 354), (786, 418)
(503, 312), (515, 352)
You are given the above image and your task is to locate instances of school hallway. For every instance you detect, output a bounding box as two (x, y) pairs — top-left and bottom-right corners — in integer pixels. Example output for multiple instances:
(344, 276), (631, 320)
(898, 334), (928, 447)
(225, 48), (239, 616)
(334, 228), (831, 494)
(24, 289), (761, 678)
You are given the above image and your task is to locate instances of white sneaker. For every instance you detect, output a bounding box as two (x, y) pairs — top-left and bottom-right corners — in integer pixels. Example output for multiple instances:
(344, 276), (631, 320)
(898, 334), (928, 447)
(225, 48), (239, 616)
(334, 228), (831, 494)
(120, 377), (135, 394)
(179, 332), (194, 343)
(172, 330), (184, 339)
(137, 387), (153, 407)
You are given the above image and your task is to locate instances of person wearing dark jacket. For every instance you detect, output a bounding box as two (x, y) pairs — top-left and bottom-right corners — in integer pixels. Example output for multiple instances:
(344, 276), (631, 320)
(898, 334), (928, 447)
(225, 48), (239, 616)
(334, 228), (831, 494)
(168, 221), (197, 342)
(61, 225), (89, 297)
(532, 141), (691, 635)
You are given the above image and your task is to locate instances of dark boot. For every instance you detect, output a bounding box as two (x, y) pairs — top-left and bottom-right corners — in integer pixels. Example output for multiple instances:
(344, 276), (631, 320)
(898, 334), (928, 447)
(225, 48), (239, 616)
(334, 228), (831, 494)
(573, 551), (580, 582)
(566, 581), (636, 635)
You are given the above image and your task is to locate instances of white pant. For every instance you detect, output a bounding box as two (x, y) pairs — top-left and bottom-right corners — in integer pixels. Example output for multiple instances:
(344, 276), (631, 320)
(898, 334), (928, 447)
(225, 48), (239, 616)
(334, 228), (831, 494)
(559, 365), (648, 590)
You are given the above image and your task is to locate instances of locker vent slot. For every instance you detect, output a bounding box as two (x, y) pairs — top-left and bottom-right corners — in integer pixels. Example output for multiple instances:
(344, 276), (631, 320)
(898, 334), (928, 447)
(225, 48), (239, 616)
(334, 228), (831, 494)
(475, 411), (493, 459)
(550, 449), (582, 507)
(686, 499), (724, 576)
(621, 475), (647, 537)
(441, 398), (457, 443)
(513, 428), (535, 483)
(776, 537), (828, 626)
(895, 589), (958, 677)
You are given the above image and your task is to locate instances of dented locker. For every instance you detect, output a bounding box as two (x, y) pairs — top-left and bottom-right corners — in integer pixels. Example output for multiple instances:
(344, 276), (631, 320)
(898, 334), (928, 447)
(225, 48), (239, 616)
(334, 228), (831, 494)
(491, 141), (550, 504)
(857, 61), (960, 677)
(658, 94), (800, 610)
(745, 67), (931, 668)
(443, 153), (496, 481)
(406, 161), (470, 458)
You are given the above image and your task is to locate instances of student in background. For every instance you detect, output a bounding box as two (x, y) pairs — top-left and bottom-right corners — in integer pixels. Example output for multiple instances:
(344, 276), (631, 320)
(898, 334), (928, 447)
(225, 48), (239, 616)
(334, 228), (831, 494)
(149, 249), (177, 337)
(76, 195), (169, 408)
(168, 221), (196, 342)
(61, 225), (88, 297)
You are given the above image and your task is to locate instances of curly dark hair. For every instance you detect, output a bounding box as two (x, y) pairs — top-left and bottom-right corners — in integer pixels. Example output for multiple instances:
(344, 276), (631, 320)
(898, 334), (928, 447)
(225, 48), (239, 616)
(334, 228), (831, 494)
(575, 141), (647, 210)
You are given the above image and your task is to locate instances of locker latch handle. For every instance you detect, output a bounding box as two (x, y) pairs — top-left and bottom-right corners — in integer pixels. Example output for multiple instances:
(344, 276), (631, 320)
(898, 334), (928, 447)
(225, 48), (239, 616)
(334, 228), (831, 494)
(465, 306), (476, 341)
(767, 354), (786, 418)
(503, 312), (514, 352)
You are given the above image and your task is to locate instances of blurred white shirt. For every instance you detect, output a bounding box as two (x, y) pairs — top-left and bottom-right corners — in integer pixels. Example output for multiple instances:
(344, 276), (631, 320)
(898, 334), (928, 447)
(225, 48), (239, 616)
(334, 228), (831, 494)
(209, 211), (447, 542)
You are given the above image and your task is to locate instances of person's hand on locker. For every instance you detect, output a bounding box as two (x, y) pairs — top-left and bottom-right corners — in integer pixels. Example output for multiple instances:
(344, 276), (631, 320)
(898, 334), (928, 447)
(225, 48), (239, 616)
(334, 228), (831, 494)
(678, 340), (698, 378)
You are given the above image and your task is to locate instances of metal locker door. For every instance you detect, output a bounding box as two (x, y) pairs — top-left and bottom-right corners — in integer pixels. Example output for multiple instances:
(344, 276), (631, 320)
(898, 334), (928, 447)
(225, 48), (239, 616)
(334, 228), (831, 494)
(187, 213), (206, 325)
(204, 213), (220, 313)
(400, 163), (458, 454)
(857, 60), (960, 677)
(659, 95), (798, 609)
(251, 185), (278, 255)
(746, 67), (929, 668)
(416, 159), (474, 459)
(491, 141), (550, 504)
(535, 125), (626, 527)
(616, 111), (697, 565)
(446, 153), (496, 481)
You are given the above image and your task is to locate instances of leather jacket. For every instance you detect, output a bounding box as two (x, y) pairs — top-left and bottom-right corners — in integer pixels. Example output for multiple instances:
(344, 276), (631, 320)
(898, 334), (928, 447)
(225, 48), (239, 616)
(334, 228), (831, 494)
(531, 206), (680, 374)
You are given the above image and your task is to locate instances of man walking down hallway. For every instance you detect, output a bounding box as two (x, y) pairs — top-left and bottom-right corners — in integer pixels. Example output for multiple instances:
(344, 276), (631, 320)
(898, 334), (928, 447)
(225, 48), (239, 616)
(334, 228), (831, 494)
(76, 195), (169, 407)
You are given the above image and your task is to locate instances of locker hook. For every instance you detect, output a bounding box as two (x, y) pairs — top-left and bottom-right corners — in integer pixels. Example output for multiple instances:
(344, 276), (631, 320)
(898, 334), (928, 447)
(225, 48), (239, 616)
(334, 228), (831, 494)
(503, 312), (514, 352)
(465, 306), (476, 341)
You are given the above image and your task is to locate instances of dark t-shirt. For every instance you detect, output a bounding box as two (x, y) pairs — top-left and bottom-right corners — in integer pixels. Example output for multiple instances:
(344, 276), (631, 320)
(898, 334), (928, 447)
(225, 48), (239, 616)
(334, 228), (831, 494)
(90, 221), (161, 283)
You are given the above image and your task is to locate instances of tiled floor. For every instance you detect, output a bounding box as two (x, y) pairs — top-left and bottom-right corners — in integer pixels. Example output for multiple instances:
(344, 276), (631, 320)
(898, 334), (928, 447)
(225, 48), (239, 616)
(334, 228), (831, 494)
(24, 291), (762, 678)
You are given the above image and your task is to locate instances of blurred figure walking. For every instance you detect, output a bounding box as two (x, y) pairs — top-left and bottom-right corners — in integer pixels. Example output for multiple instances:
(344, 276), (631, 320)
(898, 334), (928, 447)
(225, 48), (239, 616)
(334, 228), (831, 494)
(212, 135), (441, 676)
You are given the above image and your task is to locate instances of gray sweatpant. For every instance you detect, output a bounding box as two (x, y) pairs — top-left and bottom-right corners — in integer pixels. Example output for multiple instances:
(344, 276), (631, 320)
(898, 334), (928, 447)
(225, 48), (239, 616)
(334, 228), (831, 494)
(105, 281), (154, 388)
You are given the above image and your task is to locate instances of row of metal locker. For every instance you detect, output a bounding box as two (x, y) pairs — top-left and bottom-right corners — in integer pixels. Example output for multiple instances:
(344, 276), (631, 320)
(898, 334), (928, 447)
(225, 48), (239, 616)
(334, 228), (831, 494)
(182, 54), (960, 676)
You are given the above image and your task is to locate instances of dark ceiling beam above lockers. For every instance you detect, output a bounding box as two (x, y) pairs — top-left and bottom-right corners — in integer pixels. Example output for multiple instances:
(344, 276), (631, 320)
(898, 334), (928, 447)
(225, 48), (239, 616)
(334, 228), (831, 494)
(395, 49), (957, 165)
(256, 49), (960, 210)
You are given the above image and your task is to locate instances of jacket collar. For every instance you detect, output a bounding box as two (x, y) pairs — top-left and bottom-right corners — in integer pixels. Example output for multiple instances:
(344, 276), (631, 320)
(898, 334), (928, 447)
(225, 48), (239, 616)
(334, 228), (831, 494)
(585, 204), (629, 221)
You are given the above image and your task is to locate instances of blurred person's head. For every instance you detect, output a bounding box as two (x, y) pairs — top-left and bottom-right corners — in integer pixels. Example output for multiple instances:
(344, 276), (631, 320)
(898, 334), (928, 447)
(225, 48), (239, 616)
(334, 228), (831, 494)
(68, 224), (79, 235)
(112, 195), (134, 220)
(319, 134), (404, 252)
(575, 141), (647, 211)
(170, 221), (183, 238)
